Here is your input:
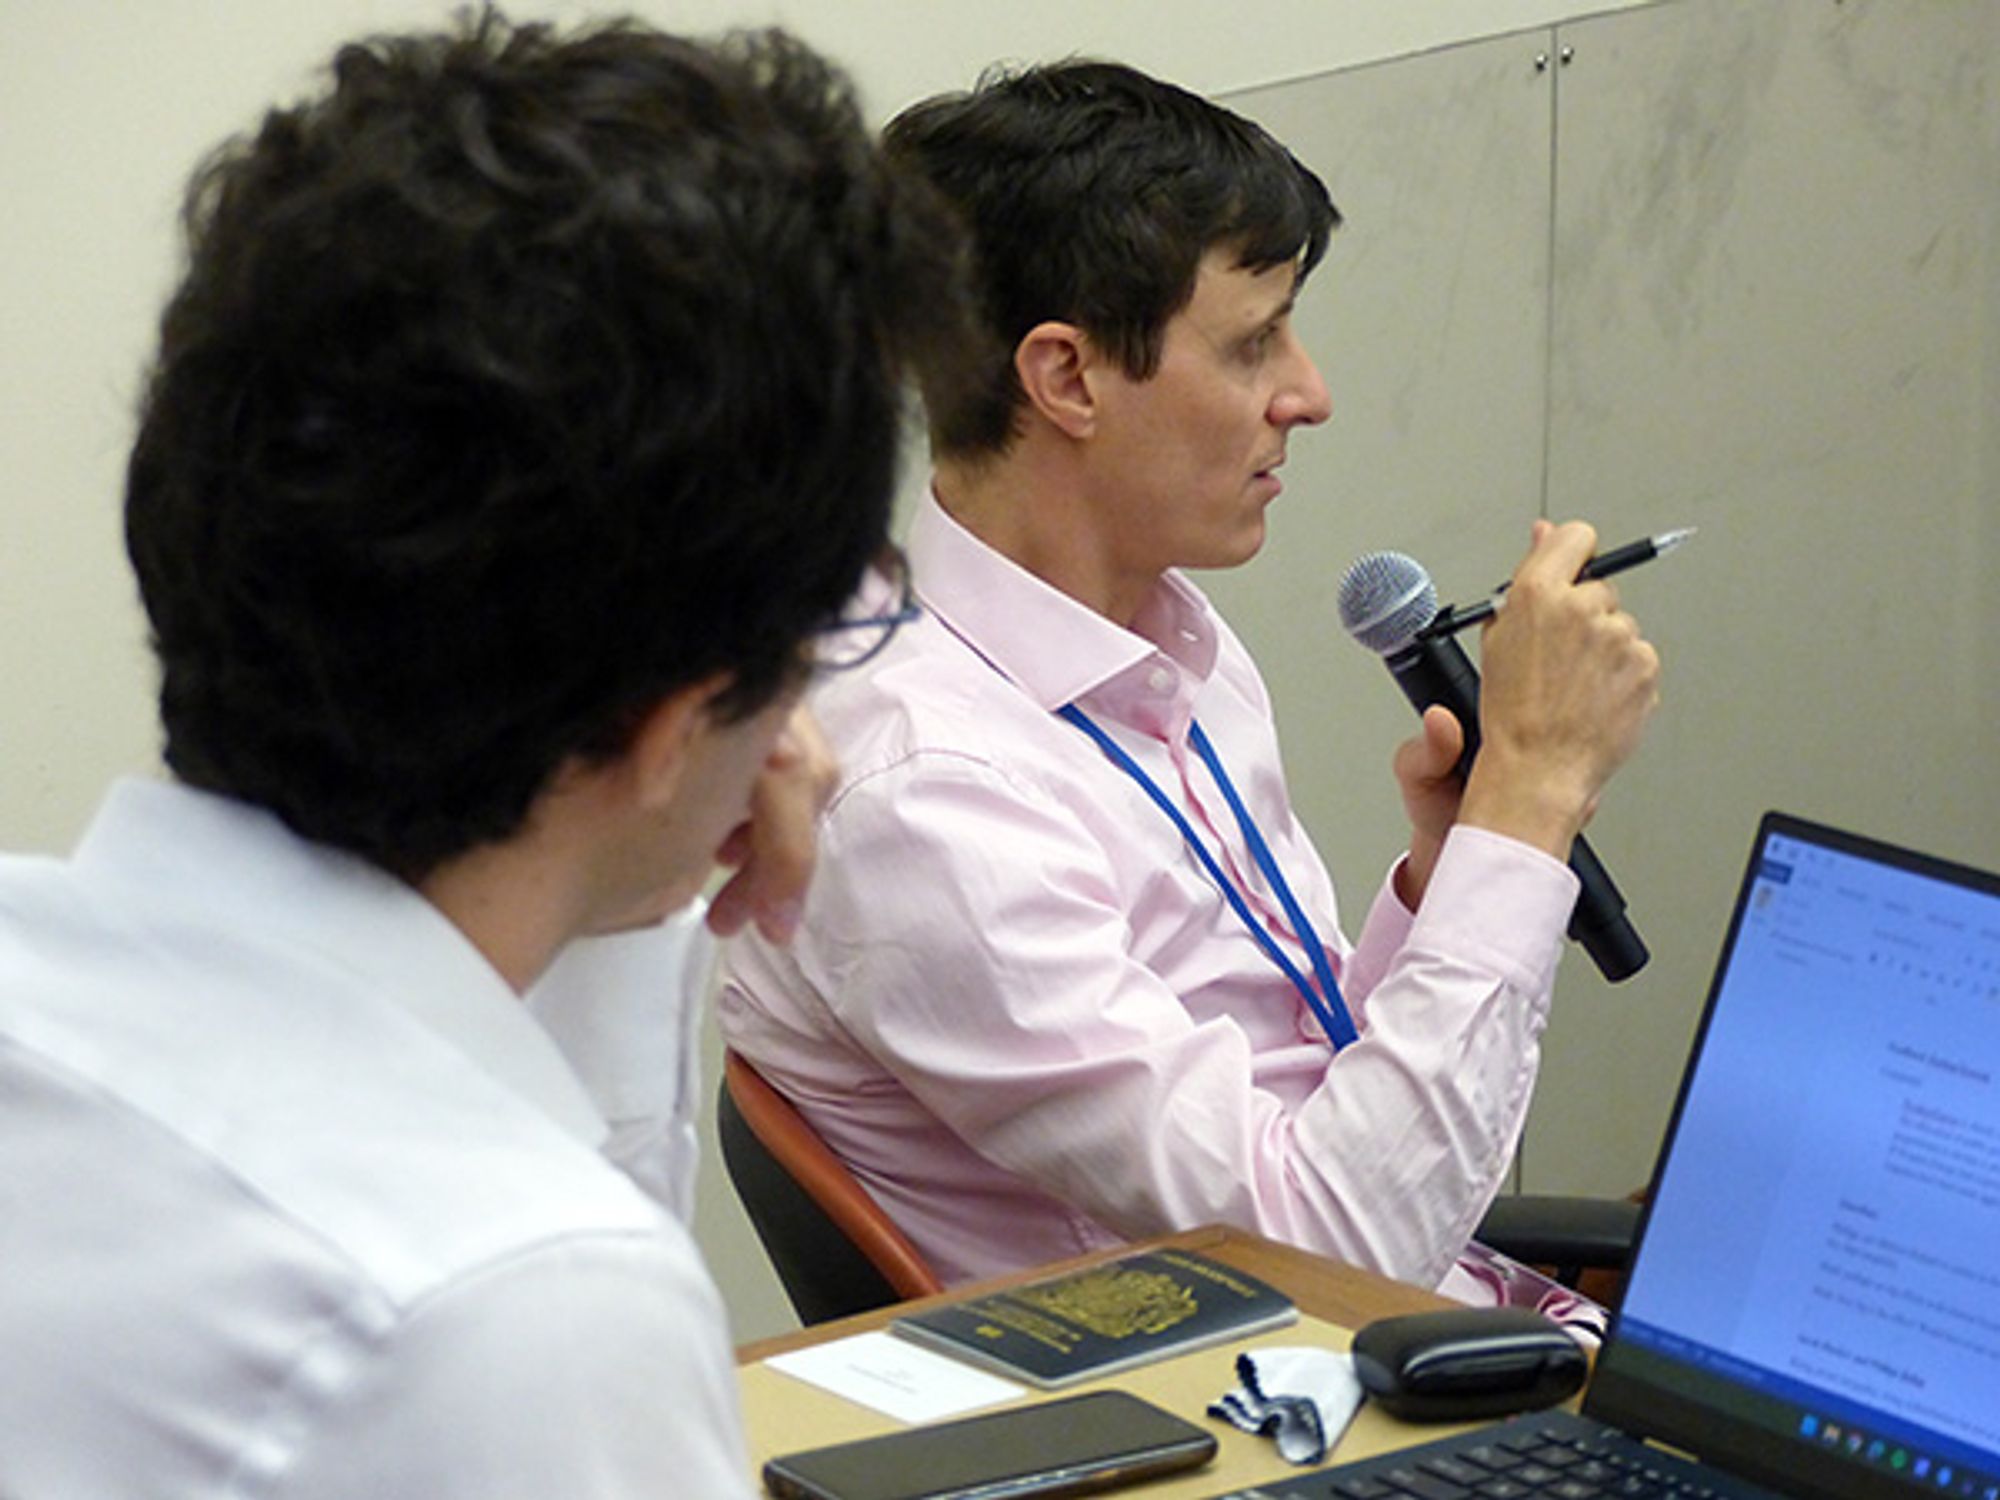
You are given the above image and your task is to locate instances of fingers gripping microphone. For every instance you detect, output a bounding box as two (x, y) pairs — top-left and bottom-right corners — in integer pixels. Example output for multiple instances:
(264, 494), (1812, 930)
(1337, 551), (1649, 982)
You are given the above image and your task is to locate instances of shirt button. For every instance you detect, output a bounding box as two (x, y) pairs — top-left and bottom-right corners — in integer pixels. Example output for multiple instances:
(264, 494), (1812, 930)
(1147, 666), (1175, 694)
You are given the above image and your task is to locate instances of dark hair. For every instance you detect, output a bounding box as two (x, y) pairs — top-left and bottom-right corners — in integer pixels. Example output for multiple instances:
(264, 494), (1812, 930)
(883, 59), (1339, 458)
(126, 8), (964, 877)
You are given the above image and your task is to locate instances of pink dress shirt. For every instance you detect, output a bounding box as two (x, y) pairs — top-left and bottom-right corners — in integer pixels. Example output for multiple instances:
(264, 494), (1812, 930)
(718, 494), (1582, 1303)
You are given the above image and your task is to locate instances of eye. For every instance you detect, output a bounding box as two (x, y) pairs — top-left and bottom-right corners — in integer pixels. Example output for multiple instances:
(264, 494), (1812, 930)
(1241, 307), (1297, 364)
(1241, 325), (1279, 363)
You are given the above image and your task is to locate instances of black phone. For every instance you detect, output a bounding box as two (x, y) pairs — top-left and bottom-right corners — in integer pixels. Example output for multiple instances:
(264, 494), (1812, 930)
(761, 1389), (1219, 1500)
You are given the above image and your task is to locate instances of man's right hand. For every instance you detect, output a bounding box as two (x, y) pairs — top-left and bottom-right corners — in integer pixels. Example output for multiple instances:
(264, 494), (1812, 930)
(706, 705), (838, 944)
(1456, 519), (1661, 861)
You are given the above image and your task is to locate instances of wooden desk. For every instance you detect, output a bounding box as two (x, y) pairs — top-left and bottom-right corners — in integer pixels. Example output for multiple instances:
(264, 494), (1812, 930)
(736, 1225), (1469, 1496)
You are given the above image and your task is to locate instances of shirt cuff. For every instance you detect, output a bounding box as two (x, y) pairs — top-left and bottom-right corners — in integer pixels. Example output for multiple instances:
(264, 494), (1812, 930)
(1347, 866), (1419, 1008)
(1407, 824), (1579, 997)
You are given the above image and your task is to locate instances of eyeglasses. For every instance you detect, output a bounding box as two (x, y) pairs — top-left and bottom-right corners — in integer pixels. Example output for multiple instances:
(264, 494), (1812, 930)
(808, 545), (922, 672)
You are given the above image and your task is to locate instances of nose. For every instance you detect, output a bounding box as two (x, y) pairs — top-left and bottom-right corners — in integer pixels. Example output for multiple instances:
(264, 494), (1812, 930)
(1270, 333), (1332, 429)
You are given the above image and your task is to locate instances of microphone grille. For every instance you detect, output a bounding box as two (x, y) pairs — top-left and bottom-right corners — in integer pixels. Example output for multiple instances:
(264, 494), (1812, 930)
(1337, 550), (1438, 656)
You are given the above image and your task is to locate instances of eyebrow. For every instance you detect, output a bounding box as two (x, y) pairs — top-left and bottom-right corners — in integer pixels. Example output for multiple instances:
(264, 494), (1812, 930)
(1240, 290), (1297, 344)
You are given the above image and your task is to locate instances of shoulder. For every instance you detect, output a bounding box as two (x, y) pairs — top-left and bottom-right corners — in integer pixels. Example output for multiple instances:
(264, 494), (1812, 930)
(403, 1213), (730, 1352)
(281, 1219), (752, 1499)
(0, 851), (113, 966)
(4, 879), (669, 1304)
(810, 611), (1088, 816)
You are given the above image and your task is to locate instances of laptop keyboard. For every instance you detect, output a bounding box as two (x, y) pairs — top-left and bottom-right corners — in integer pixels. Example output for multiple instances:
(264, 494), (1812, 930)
(1206, 1413), (1773, 1500)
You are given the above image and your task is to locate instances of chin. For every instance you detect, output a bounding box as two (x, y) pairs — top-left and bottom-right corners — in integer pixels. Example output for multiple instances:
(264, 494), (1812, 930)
(1224, 519), (1269, 566)
(592, 885), (698, 935)
(1176, 514), (1268, 574)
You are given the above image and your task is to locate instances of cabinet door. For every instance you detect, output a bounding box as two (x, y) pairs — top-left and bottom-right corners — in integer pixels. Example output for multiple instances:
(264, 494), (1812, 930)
(1219, 1), (1998, 1202)
(1534, 0), (2000, 1188)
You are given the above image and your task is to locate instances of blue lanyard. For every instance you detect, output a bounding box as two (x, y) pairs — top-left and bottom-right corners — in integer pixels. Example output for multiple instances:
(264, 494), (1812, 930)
(1056, 704), (1358, 1049)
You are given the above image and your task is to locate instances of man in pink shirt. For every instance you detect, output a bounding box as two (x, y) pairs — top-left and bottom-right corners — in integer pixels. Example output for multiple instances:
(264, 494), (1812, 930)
(718, 61), (1660, 1311)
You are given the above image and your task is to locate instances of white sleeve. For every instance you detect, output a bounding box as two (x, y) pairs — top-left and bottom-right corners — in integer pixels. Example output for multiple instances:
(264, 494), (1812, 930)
(527, 906), (716, 1221)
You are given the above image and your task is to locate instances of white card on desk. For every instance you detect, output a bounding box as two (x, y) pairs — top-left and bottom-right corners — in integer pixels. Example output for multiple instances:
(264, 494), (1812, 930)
(762, 1330), (1027, 1424)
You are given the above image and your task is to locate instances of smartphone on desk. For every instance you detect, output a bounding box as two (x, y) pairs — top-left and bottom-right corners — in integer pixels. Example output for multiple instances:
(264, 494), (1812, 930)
(761, 1389), (1219, 1500)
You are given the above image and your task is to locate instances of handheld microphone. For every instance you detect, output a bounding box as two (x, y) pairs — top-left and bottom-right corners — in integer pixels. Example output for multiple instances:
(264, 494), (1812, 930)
(1336, 550), (1649, 982)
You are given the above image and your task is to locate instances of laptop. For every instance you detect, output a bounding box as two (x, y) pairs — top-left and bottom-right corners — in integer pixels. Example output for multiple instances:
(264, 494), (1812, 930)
(1207, 811), (2000, 1500)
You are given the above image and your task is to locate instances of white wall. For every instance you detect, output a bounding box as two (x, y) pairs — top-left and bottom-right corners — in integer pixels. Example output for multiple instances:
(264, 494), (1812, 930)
(4, 0), (1654, 1343)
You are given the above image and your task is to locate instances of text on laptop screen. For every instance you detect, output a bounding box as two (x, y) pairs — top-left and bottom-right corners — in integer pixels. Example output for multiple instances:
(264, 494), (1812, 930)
(1606, 821), (1999, 1488)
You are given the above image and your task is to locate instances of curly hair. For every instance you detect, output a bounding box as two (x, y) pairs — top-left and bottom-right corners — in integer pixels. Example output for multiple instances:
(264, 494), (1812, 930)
(884, 59), (1339, 458)
(126, 9), (964, 877)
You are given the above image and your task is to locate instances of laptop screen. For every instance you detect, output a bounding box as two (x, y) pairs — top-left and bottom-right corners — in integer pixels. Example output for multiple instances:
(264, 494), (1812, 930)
(1586, 813), (2000, 1499)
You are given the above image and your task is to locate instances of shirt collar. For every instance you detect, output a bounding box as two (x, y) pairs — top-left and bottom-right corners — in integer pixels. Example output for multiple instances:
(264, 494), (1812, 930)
(909, 490), (1221, 711)
(73, 777), (609, 1148)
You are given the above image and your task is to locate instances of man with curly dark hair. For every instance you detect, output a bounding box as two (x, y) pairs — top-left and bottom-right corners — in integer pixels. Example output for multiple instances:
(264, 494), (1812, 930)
(0, 11), (957, 1495)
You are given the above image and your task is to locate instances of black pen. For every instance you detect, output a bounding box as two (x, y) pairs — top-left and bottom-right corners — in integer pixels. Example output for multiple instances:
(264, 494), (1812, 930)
(1421, 526), (1696, 638)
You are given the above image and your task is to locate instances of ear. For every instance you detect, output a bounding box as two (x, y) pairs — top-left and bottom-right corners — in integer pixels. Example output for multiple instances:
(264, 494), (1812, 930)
(1014, 320), (1097, 439)
(621, 673), (734, 812)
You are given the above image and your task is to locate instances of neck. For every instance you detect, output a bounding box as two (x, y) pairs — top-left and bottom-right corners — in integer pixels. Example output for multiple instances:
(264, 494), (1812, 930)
(418, 847), (582, 996)
(935, 446), (1157, 629)
(416, 785), (610, 994)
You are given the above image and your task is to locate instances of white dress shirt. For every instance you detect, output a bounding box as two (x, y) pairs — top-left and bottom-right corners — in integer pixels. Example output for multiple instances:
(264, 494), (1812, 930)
(0, 778), (752, 1499)
(721, 494), (1581, 1299)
